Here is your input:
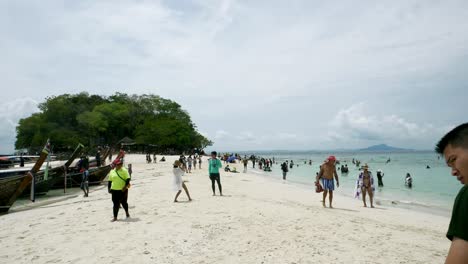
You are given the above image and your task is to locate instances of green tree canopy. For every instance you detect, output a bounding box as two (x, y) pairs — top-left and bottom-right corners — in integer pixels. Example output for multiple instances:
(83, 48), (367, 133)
(16, 92), (212, 153)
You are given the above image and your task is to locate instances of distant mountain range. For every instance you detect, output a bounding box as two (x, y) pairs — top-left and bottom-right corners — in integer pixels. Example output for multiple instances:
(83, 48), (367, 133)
(357, 144), (413, 152)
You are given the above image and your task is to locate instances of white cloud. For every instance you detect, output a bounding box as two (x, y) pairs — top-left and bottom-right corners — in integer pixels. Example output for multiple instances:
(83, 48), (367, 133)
(0, 98), (39, 153)
(327, 103), (451, 149)
(214, 130), (230, 140)
(0, 0), (467, 151)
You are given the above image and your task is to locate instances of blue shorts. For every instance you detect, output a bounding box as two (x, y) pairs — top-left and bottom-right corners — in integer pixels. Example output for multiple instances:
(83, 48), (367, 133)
(322, 178), (335, 191)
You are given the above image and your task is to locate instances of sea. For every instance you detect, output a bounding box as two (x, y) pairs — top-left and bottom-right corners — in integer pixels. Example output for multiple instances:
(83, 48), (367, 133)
(236, 151), (460, 217)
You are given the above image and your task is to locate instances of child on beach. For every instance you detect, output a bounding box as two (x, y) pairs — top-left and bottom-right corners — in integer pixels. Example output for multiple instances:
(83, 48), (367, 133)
(173, 160), (192, 203)
(128, 164), (132, 177)
(198, 156), (202, 169)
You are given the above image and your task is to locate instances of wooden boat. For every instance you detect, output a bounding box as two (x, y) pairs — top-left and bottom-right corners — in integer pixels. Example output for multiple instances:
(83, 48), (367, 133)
(0, 142), (50, 213)
(0, 168), (30, 179)
(60, 164), (112, 188)
(22, 144), (84, 196)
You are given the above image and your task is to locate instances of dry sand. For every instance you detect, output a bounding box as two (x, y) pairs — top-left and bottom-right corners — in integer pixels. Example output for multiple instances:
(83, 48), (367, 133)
(0, 154), (451, 263)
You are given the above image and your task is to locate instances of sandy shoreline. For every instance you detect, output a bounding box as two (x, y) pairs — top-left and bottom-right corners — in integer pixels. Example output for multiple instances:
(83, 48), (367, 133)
(0, 154), (451, 263)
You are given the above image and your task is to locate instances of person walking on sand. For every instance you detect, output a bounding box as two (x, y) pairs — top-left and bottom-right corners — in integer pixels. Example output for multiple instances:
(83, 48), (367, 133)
(79, 155), (90, 197)
(208, 151), (223, 196)
(173, 160), (192, 202)
(243, 158), (248, 173)
(128, 164), (133, 177)
(108, 159), (131, 222)
(193, 155), (197, 170)
(198, 156), (202, 169)
(435, 123), (468, 263)
(354, 164), (375, 208)
(187, 155), (193, 173)
(317, 156), (340, 208)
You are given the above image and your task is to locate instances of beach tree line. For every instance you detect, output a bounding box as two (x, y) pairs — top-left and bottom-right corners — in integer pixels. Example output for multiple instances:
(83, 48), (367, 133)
(15, 92), (212, 153)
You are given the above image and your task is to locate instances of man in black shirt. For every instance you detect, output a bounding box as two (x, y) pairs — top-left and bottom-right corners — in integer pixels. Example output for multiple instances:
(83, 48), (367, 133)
(436, 123), (468, 263)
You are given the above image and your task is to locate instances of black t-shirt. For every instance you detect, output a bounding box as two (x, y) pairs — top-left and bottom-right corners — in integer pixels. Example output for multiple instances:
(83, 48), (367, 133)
(447, 185), (468, 241)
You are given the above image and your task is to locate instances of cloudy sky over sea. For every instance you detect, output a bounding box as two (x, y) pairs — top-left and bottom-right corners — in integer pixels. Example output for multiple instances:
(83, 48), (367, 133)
(1, 0), (467, 153)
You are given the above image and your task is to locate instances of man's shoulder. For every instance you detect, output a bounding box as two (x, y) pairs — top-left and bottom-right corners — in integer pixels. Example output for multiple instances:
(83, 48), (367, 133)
(456, 186), (468, 202)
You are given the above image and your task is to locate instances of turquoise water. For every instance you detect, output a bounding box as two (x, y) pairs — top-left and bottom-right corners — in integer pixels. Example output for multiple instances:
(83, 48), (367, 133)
(237, 151), (461, 216)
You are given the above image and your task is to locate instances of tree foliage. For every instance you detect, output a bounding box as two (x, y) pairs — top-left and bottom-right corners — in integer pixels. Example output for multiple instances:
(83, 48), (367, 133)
(16, 92), (213, 152)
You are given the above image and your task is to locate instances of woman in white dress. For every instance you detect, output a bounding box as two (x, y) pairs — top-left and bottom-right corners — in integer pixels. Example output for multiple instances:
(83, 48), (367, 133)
(173, 160), (192, 202)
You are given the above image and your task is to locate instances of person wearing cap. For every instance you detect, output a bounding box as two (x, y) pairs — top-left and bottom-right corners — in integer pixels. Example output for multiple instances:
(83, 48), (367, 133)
(317, 155), (339, 208)
(435, 123), (468, 263)
(354, 164), (375, 208)
(208, 151), (223, 196)
(108, 158), (131, 222)
(173, 160), (192, 202)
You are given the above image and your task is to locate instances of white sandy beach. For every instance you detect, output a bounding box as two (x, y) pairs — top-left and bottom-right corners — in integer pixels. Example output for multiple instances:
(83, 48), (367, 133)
(0, 154), (451, 264)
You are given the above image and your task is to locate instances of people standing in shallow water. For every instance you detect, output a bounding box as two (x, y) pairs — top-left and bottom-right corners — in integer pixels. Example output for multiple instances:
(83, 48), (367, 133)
(355, 164), (375, 208)
(405, 173), (413, 188)
(376, 169), (384, 187)
(281, 162), (288, 180)
(435, 123), (468, 263)
(317, 156), (339, 208)
(173, 160), (192, 202)
(208, 151), (223, 196)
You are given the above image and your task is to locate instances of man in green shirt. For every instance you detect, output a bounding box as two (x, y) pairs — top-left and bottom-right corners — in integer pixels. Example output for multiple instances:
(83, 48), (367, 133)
(208, 151), (223, 196)
(436, 123), (468, 263)
(108, 158), (131, 222)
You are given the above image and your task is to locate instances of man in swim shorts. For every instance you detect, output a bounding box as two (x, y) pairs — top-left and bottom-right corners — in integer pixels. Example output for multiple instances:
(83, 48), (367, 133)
(317, 156), (340, 208)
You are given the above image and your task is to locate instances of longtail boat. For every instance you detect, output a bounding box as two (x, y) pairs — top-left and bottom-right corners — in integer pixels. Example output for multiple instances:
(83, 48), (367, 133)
(22, 143), (84, 195)
(0, 142), (50, 213)
(63, 164), (112, 188)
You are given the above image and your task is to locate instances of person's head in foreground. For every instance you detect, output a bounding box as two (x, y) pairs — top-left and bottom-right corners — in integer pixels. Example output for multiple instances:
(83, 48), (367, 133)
(436, 123), (468, 186)
(211, 151), (217, 159)
(435, 123), (468, 263)
(174, 160), (181, 168)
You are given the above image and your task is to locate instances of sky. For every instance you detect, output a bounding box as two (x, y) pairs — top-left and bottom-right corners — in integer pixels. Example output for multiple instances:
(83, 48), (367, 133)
(1, 0), (467, 153)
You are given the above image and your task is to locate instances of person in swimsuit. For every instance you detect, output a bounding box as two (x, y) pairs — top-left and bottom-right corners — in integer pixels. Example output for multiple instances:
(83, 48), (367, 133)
(355, 164), (375, 208)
